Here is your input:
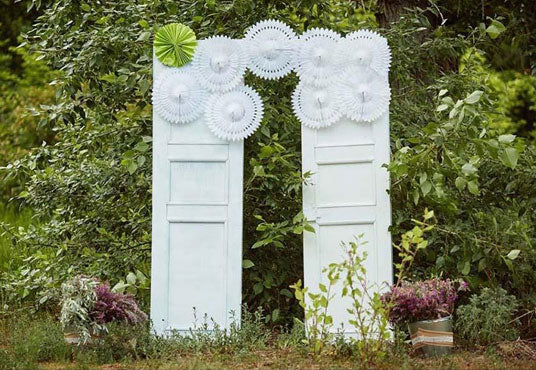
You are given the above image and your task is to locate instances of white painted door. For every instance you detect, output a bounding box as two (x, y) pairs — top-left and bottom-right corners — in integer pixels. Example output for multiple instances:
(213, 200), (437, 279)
(151, 59), (243, 335)
(302, 114), (392, 335)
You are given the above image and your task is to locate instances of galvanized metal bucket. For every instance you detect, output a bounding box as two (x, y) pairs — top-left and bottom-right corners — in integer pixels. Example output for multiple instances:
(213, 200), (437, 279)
(408, 316), (453, 357)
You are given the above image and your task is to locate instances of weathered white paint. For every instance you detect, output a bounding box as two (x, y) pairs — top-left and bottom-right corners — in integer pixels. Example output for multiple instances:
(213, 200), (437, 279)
(151, 56), (243, 335)
(302, 114), (392, 335)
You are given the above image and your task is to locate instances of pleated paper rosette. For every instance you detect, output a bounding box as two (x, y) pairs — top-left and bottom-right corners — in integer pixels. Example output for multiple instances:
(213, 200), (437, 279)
(337, 29), (391, 76)
(244, 19), (296, 80)
(292, 81), (342, 128)
(293, 28), (341, 87)
(152, 66), (208, 124)
(206, 86), (264, 141)
(192, 36), (247, 92)
(154, 23), (197, 67)
(336, 66), (391, 122)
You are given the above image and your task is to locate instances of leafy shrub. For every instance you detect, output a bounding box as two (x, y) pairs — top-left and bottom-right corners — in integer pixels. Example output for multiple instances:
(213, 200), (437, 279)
(382, 279), (468, 326)
(386, 8), (536, 321)
(455, 287), (520, 346)
(60, 275), (103, 343)
(292, 235), (392, 363)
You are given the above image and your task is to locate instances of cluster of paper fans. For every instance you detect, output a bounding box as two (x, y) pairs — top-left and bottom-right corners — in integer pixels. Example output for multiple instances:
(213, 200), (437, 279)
(153, 20), (391, 141)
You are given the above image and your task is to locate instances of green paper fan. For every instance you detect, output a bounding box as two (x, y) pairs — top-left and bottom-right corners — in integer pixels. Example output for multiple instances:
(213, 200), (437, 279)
(154, 23), (197, 67)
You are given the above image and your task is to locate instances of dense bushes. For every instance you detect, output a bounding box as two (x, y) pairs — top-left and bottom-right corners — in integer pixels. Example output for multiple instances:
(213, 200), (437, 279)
(0, 0), (535, 336)
(455, 287), (520, 346)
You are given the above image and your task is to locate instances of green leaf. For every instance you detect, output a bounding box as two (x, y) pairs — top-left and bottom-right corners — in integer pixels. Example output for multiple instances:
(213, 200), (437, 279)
(126, 272), (137, 285)
(499, 147), (519, 169)
(436, 104), (449, 112)
(467, 180), (479, 195)
(498, 134), (516, 144)
(137, 31), (151, 42)
(420, 180), (432, 196)
(280, 289), (293, 298)
(461, 163), (477, 176)
(455, 176), (466, 191)
(464, 90), (483, 104)
(253, 282), (263, 295)
(138, 20), (149, 29)
(507, 249), (520, 260)
(242, 259), (255, 269)
(486, 19), (506, 39)
(461, 260), (471, 275)
(112, 281), (128, 293)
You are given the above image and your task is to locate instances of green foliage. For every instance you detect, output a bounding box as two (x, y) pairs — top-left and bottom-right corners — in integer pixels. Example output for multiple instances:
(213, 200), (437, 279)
(0, 315), (71, 370)
(393, 209), (435, 282)
(0, 45), (57, 200)
(59, 275), (104, 344)
(290, 275), (335, 356)
(455, 287), (520, 346)
(291, 234), (397, 362)
(385, 8), (536, 316)
(489, 72), (536, 141)
(335, 237), (390, 365)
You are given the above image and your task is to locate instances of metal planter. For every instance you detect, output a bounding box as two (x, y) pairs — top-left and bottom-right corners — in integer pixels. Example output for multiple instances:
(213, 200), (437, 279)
(408, 315), (453, 356)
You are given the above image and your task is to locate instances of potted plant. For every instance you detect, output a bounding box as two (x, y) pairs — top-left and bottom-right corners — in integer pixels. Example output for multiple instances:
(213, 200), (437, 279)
(381, 278), (468, 356)
(59, 275), (147, 345)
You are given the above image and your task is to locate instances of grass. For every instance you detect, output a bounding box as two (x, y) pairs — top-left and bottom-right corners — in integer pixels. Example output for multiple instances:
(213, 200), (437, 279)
(1, 312), (536, 370)
(0, 202), (33, 273)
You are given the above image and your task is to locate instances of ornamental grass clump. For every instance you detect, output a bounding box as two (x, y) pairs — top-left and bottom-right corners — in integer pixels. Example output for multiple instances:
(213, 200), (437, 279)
(381, 278), (468, 325)
(91, 283), (147, 325)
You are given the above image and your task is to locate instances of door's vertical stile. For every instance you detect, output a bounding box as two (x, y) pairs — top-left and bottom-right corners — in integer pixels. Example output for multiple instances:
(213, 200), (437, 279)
(301, 125), (320, 301)
(151, 60), (172, 335)
(374, 113), (392, 288)
(226, 141), (244, 327)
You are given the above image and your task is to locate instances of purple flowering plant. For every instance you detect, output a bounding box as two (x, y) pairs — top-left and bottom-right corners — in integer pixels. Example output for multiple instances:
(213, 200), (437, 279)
(381, 278), (468, 325)
(90, 283), (148, 325)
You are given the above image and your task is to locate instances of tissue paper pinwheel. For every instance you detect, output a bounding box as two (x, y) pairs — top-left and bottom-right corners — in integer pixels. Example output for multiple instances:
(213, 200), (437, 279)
(152, 67), (208, 124)
(292, 81), (341, 129)
(192, 36), (247, 92)
(336, 66), (391, 122)
(244, 19), (296, 80)
(154, 23), (197, 67)
(206, 86), (264, 141)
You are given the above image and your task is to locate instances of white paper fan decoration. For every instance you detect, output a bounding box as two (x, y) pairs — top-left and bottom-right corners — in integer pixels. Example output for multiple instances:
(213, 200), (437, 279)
(338, 30), (391, 76)
(244, 19), (296, 80)
(206, 86), (264, 141)
(192, 36), (247, 92)
(337, 66), (391, 122)
(293, 28), (341, 87)
(292, 81), (342, 128)
(152, 67), (208, 124)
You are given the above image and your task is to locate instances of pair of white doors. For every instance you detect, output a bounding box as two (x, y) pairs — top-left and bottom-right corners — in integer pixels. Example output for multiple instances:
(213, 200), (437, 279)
(150, 60), (392, 336)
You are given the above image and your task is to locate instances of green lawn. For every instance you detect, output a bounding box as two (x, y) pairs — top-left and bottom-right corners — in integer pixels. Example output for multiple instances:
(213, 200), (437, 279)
(1, 314), (536, 370)
(34, 347), (536, 370)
